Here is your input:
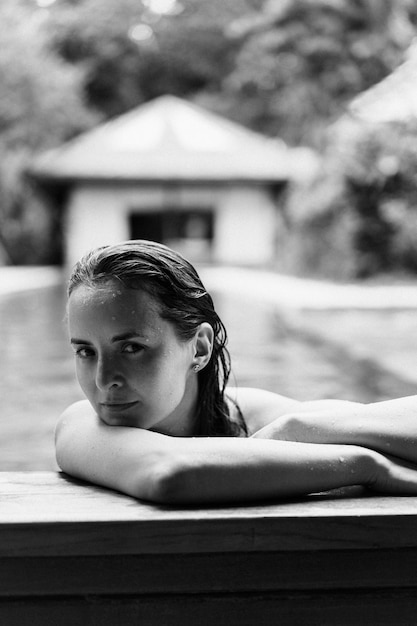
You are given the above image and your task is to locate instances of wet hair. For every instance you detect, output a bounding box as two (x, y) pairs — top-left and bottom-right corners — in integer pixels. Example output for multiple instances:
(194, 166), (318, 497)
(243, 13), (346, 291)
(68, 240), (247, 438)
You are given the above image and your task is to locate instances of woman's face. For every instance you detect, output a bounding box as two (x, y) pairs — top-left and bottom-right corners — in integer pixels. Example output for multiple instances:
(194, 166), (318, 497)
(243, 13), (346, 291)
(67, 280), (199, 436)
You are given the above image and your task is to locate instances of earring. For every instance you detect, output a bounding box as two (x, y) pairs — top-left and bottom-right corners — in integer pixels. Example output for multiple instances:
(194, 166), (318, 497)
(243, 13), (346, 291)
(193, 364), (200, 372)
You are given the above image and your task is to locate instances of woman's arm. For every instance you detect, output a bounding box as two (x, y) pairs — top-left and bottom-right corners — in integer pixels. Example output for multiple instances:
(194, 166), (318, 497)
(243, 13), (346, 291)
(227, 387), (361, 435)
(252, 395), (417, 464)
(56, 400), (417, 504)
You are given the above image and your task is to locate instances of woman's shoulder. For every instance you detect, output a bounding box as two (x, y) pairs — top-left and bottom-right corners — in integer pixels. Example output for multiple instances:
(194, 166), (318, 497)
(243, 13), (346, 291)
(226, 387), (302, 435)
(59, 399), (95, 420)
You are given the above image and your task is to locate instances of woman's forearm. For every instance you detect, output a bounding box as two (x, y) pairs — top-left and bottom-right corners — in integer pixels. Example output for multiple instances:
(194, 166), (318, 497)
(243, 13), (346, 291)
(165, 439), (372, 503)
(253, 395), (417, 465)
(56, 402), (378, 504)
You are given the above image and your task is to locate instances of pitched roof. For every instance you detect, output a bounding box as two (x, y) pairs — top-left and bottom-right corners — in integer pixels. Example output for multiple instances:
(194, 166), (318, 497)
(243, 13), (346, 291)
(350, 46), (417, 123)
(30, 95), (290, 183)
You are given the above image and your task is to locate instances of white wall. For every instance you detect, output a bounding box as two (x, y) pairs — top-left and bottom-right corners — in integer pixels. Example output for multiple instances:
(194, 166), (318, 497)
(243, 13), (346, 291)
(65, 184), (166, 270)
(214, 186), (277, 265)
(64, 182), (278, 270)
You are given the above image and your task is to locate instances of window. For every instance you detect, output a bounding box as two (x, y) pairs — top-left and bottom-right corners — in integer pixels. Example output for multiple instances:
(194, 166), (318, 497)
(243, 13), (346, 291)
(129, 209), (214, 260)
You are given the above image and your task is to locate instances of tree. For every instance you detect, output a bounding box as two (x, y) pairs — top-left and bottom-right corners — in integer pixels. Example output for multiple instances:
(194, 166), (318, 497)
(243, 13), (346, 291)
(0, 0), (96, 263)
(340, 119), (417, 276)
(220, 0), (417, 145)
(48, 0), (261, 118)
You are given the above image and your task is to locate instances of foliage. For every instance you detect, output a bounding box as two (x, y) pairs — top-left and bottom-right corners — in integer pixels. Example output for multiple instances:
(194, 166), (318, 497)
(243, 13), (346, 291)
(0, 0), (97, 264)
(283, 118), (417, 279)
(47, 0), (260, 118)
(220, 0), (416, 145)
(341, 121), (417, 276)
(281, 154), (358, 279)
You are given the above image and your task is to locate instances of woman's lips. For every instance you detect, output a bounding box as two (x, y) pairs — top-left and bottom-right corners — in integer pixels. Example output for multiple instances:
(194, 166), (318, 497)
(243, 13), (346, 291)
(99, 401), (139, 412)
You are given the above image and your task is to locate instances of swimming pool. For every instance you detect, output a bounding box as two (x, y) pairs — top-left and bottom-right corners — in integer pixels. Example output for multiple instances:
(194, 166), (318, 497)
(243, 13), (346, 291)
(1, 284), (416, 470)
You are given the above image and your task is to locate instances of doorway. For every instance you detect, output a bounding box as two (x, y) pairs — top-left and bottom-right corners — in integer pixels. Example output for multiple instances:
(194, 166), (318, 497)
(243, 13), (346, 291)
(129, 209), (214, 261)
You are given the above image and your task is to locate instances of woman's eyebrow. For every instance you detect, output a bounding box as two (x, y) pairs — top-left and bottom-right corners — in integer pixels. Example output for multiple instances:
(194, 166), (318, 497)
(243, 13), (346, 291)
(111, 331), (148, 342)
(70, 332), (149, 345)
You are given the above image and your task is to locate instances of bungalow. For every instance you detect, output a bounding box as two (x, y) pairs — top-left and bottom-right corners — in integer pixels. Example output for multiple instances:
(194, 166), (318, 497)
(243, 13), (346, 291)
(30, 95), (291, 270)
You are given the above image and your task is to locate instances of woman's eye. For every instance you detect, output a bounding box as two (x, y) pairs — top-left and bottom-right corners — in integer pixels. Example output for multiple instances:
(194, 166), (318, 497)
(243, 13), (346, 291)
(122, 343), (144, 354)
(75, 347), (95, 359)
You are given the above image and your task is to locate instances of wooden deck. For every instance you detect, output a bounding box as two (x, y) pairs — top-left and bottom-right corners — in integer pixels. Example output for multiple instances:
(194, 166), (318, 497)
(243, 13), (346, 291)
(2, 472), (417, 625)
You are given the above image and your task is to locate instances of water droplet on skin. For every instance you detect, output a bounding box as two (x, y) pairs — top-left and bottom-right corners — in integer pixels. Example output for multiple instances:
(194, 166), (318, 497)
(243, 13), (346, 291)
(339, 456), (346, 463)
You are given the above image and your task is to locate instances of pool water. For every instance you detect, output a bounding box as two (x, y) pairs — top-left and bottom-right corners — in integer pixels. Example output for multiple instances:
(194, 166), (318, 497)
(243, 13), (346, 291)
(1, 285), (416, 470)
(0, 286), (83, 470)
(215, 291), (417, 402)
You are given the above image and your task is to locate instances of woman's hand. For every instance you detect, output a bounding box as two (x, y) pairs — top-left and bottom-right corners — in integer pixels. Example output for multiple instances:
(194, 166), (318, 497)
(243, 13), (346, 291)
(365, 451), (417, 495)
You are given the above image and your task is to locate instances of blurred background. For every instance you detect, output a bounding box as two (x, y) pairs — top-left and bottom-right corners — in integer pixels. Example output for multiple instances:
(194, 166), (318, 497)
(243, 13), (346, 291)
(3, 0), (417, 470)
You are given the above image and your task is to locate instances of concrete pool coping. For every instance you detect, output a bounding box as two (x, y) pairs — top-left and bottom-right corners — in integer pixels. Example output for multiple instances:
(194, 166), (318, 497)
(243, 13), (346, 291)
(200, 266), (417, 310)
(0, 266), (62, 296)
(1, 264), (417, 309)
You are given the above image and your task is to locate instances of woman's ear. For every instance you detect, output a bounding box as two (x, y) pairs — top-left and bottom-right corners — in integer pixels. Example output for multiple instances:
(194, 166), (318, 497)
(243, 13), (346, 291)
(193, 322), (214, 371)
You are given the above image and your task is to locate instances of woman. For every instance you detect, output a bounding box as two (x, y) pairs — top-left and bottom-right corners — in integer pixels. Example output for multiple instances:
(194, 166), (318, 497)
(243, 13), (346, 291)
(56, 240), (417, 503)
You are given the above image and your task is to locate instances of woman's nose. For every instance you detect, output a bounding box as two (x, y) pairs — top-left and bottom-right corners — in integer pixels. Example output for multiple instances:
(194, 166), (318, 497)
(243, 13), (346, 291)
(95, 356), (123, 391)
